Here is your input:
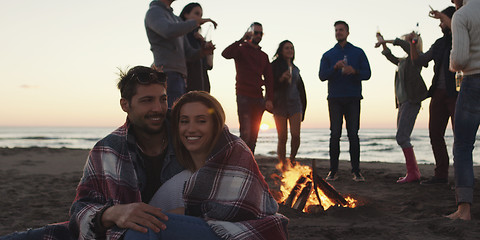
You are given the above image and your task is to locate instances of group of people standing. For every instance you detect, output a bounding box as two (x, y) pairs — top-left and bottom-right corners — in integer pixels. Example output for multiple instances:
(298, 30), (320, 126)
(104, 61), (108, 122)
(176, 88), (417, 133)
(1, 0), (479, 239)
(374, 0), (480, 221)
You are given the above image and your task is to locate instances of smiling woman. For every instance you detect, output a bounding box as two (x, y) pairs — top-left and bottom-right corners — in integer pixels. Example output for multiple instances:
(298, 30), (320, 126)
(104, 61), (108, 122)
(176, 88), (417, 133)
(126, 91), (289, 240)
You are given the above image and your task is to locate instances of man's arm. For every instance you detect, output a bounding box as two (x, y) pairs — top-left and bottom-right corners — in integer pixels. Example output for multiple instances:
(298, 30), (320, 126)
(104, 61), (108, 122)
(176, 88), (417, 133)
(145, 7), (198, 39)
(263, 58), (274, 112)
(222, 32), (252, 59)
(450, 13), (470, 71)
(356, 49), (371, 81)
(319, 53), (338, 81)
(69, 150), (168, 238)
(221, 40), (243, 60)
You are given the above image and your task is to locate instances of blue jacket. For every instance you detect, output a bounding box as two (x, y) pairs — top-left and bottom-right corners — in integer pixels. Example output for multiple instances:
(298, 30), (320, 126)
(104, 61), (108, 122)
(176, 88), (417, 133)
(319, 42), (371, 99)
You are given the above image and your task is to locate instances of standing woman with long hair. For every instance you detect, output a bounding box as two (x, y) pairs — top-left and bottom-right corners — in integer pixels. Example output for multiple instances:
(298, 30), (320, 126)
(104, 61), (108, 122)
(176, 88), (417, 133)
(180, 3), (215, 92)
(376, 32), (428, 183)
(271, 40), (307, 171)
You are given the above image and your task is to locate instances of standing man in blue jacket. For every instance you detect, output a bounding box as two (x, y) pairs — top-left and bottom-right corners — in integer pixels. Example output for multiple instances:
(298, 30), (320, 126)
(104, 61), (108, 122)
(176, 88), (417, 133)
(319, 20), (371, 182)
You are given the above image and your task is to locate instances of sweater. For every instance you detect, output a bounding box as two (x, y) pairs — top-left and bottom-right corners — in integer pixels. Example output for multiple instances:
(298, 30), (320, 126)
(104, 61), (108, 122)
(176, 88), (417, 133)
(450, 0), (480, 75)
(382, 38), (428, 106)
(222, 41), (274, 101)
(145, 1), (200, 75)
(319, 42), (371, 99)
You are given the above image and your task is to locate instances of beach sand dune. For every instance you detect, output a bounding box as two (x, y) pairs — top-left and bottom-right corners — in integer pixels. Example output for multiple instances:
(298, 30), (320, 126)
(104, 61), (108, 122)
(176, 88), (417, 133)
(1, 148), (479, 239)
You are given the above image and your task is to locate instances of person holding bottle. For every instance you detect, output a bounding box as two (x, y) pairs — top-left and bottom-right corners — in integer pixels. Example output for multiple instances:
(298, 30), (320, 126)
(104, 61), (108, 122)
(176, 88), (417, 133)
(271, 40), (307, 171)
(447, 0), (480, 221)
(408, 6), (457, 185)
(319, 20), (371, 182)
(221, 22), (274, 154)
(376, 31), (428, 183)
(180, 3), (215, 93)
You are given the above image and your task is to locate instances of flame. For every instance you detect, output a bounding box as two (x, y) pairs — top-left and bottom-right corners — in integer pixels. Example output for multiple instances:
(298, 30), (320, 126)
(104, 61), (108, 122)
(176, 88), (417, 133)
(275, 162), (358, 212)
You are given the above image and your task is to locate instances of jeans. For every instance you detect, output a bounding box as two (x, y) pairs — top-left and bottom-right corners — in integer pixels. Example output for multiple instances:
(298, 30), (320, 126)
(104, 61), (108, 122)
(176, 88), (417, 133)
(453, 75), (480, 204)
(429, 89), (456, 179)
(0, 224), (72, 240)
(328, 97), (361, 173)
(236, 95), (265, 154)
(165, 71), (186, 108)
(396, 102), (421, 149)
(124, 213), (221, 240)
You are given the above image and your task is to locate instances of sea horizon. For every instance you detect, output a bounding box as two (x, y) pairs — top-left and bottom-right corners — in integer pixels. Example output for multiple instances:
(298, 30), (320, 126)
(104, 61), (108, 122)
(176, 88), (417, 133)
(1, 126), (478, 166)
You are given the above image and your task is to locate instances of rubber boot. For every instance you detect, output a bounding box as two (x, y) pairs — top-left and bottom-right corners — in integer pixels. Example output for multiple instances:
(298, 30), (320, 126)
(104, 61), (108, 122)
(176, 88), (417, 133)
(397, 147), (421, 183)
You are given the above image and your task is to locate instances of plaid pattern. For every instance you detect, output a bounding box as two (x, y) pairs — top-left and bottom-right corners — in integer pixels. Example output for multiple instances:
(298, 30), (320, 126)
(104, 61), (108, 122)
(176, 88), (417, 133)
(184, 127), (289, 240)
(67, 121), (141, 240)
(65, 120), (183, 240)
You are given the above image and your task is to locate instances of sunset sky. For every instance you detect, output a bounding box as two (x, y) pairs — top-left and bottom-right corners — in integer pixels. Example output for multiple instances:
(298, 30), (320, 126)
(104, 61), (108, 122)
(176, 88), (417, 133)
(0, 0), (455, 129)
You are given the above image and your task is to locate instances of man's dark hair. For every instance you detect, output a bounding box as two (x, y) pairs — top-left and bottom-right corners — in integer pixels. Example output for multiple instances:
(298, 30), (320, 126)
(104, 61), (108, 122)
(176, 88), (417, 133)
(117, 66), (167, 102)
(251, 22), (262, 27)
(441, 6), (456, 19)
(334, 20), (349, 32)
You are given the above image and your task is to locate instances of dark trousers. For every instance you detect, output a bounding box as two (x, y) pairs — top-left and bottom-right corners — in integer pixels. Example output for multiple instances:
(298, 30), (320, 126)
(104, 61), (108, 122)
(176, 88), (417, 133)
(328, 98), (361, 173)
(236, 95), (265, 154)
(429, 89), (457, 179)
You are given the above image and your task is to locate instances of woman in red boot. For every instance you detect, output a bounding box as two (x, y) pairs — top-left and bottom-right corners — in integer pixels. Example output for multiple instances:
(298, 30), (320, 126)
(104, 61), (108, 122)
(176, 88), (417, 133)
(376, 32), (428, 183)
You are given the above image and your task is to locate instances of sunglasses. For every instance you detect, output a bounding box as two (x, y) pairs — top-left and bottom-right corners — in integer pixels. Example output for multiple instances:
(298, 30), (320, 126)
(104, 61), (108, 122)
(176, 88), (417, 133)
(131, 72), (167, 85)
(253, 31), (263, 36)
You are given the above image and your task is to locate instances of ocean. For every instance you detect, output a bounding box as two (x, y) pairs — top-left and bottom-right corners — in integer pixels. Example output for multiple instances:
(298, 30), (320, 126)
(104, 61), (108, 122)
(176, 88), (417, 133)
(1, 126), (479, 166)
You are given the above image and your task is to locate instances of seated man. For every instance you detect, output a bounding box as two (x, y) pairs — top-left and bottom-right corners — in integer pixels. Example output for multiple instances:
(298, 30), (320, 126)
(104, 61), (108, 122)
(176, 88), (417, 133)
(0, 66), (184, 240)
(68, 66), (184, 239)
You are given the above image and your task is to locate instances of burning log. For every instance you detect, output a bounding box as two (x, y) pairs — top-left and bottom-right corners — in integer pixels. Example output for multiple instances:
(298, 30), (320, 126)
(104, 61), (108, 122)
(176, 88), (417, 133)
(311, 160), (322, 207)
(313, 173), (348, 206)
(283, 176), (307, 207)
(292, 181), (312, 210)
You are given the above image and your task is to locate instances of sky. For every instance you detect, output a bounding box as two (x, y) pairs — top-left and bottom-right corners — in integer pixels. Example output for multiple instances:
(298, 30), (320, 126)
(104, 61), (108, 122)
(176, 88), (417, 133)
(0, 0), (455, 129)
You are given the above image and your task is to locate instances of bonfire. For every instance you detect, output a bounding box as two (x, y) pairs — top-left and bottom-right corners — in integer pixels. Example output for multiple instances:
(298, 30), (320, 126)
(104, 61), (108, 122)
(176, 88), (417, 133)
(272, 160), (358, 213)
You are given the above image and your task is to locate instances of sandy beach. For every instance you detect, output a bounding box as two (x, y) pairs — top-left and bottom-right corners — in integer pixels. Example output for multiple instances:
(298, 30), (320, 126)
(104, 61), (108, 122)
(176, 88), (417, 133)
(1, 147), (480, 239)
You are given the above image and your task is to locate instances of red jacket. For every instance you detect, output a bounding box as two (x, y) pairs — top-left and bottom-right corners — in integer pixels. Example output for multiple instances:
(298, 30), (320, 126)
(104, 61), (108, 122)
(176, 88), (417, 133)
(222, 41), (274, 101)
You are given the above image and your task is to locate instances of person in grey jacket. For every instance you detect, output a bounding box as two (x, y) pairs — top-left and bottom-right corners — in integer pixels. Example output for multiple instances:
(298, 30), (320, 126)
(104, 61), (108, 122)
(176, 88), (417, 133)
(145, 0), (216, 107)
(376, 33), (428, 183)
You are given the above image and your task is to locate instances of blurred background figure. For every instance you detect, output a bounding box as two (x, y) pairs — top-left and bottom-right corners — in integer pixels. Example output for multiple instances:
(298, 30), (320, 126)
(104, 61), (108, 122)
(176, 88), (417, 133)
(376, 32), (428, 183)
(409, 6), (457, 185)
(447, 0), (480, 221)
(221, 22), (274, 154)
(271, 40), (306, 171)
(180, 2), (214, 93)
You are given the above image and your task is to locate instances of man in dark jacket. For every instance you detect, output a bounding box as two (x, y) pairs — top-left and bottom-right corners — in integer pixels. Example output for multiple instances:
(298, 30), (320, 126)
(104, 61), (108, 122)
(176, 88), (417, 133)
(411, 7), (457, 185)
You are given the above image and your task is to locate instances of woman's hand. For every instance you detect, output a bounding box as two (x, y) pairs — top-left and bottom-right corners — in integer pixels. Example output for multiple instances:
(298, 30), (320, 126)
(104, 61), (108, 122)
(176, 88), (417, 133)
(280, 70), (291, 82)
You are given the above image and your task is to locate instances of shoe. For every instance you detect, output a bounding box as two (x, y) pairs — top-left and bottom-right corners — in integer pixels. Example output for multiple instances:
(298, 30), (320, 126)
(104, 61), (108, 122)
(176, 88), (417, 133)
(420, 176), (448, 185)
(352, 172), (365, 182)
(325, 171), (338, 181)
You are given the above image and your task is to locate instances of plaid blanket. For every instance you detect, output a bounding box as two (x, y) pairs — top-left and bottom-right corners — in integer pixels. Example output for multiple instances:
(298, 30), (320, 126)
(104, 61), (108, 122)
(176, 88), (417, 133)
(66, 120), (183, 240)
(184, 127), (289, 240)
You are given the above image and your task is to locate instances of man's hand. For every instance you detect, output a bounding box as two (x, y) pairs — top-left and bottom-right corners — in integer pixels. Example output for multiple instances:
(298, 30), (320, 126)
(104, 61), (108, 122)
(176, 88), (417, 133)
(342, 66), (356, 75)
(334, 60), (346, 70)
(265, 100), (273, 113)
(102, 202), (168, 233)
(197, 18), (218, 28)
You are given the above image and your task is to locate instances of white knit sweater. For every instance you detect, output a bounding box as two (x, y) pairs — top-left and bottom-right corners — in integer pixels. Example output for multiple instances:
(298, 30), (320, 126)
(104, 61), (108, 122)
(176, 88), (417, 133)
(450, 0), (480, 75)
